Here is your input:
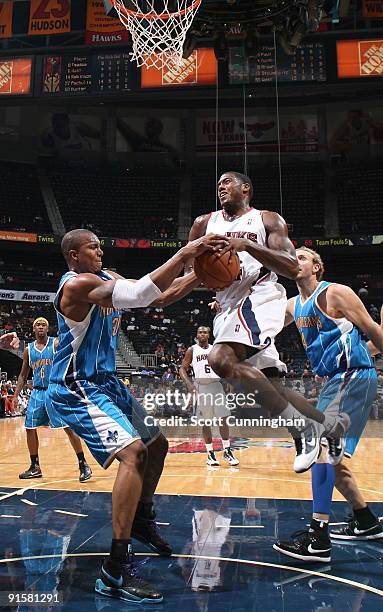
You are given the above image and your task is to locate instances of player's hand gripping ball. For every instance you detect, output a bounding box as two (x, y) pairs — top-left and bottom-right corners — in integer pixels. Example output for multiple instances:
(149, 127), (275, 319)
(194, 250), (240, 289)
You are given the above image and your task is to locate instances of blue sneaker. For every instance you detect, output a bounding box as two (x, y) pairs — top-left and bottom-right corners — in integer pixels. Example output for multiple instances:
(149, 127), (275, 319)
(95, 556), (163, 604)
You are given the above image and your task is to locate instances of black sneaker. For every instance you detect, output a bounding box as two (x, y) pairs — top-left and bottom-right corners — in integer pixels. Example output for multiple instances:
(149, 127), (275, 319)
(79, 462), (92, 483)
(19, 465), (42, 479)
(273, 530), (332, 562)
(206, 450), (219, 466)
(95, 556), (163, 604)
(330, 517), (383, 541)
(132, 504), (172, 557)
(223, 448), (239, 466)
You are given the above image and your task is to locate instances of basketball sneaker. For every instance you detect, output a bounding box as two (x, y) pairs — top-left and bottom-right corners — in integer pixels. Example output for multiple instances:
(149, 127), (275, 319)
(131, 502), (172, 557)
(291, 411), (350, 473)
(19, 464), (42, 479)
(206, 450), (219, 466)
(273, 529), (332, 562)
(330, 517), (383, 540)
(290, 420), (323, 473)
(325, 412), (351, 466)
(95, 555), (163, 604)
(79, 462), (92, 483)
(223, 448), (239, 466)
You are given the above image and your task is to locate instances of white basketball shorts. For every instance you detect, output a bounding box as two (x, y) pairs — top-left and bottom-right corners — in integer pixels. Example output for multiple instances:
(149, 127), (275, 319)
(213, 282), (287, 372)
(194, 380), (230, 419)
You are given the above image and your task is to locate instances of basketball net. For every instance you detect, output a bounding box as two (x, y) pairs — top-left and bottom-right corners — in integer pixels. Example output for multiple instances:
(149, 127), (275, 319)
(110, 0), (202, 70)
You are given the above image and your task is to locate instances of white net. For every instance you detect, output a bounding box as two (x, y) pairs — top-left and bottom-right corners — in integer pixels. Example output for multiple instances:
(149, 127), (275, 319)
(112, 0), (202, 70)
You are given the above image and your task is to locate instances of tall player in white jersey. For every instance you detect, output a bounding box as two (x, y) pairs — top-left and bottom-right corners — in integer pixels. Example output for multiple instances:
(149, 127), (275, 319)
(187, 171), (348, 472)
(180, 326), (239, 467)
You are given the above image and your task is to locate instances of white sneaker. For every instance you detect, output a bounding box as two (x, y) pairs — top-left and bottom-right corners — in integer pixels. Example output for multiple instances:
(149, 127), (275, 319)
(206, 451), (219, 466)
(291, 420), (323, 473)
(223, 448), (239, 466)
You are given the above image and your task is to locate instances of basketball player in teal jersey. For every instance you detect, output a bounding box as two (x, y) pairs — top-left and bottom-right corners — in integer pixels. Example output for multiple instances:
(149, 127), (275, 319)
(274, 247), (383, 563)
(45, 228), (228, 604)
(13, 317), (92, 483)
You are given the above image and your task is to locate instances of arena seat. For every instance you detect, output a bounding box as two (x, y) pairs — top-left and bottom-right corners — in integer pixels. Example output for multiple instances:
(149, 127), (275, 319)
(49, 168), (180, 237)
(0, 163), (50, 233)
(336, 161), (383, 234)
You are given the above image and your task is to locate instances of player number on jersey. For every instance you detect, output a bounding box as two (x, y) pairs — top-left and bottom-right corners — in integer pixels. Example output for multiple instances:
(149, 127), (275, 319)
(205, 364), (211, 374)
(235, 324), (240, 332)
(40, 366), (45, 380)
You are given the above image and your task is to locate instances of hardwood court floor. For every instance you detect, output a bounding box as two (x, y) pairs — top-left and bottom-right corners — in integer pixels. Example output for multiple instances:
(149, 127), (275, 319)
(1, 417), (383, 502)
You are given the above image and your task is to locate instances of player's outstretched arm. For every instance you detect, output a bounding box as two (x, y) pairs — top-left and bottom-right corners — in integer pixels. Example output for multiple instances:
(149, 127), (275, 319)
(13, 347), (30, 409)
(326, 284), (383, 355)
(151, 272), (200, 307)
(224, 211), (299, 279)
(63, 234), (228, 311)
(184, 214), (211, 274)
(0, 332), (19, 351)
(179, 347), (195, 394)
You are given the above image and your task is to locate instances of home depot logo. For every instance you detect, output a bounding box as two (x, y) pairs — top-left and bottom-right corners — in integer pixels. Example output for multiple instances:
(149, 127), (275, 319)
(0, 61), (12, 94)
(359, 41), (383, 76)
(162, 53), (198, 85)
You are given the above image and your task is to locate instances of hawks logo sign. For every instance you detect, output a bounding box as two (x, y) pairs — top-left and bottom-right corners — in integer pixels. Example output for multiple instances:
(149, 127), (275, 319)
(359, 41), (383, 76)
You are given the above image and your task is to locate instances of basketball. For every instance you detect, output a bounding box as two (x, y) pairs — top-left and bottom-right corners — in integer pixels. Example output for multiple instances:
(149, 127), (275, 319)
(194, 250), (240, 289)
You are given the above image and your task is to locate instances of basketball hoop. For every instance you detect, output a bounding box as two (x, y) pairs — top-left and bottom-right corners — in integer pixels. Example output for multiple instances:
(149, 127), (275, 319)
(110, 0), (202, 70)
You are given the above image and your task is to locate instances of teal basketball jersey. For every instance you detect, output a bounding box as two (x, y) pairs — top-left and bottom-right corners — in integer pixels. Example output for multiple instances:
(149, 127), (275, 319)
(28, 336), (55, 389)
(50, 270), (121, 384)
(293, 281), (373, 377)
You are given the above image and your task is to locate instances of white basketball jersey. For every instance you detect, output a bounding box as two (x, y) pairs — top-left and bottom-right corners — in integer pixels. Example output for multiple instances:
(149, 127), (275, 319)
(206, 207), (277, 308)
(191, 509), (231, 591)
(191, 344), (218, 380)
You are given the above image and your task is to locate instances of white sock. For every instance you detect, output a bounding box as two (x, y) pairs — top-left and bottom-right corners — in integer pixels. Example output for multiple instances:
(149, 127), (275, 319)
(206, 443), (213, 452)
(222, 439), (231, 449)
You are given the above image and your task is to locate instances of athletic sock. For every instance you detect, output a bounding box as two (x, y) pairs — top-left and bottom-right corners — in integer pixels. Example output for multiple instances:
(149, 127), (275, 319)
(354, 505), (378, 527)
(77, 452), (86, 464)
(135, 501), (155, 520)
(222, 439), (231, 450)
(30, 455), (39, 467)
(312, 463), (335, 516)
(310, 517), (329, 537)
(110, 539), (132, 566)
(206, 443), (213, 452)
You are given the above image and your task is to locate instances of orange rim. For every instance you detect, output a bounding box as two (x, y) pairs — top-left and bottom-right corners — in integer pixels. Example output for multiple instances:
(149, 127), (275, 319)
(111, 0), (201, 21)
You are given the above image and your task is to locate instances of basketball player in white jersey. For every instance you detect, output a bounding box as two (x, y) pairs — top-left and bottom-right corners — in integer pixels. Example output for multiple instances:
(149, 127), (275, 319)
(187, 171), (349, 472)
(179, 326), (239, 467)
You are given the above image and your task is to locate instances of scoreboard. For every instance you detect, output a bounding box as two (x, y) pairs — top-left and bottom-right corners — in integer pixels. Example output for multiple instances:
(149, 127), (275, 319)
(229, 43), (326, 84)
(41, 52), (133, 95)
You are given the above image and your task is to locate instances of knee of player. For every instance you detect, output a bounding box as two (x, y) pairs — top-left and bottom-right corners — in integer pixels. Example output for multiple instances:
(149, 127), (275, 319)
(119, 440), (148, 470)
(152, 433), (169, 457)
(208, 348), (230, 378)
